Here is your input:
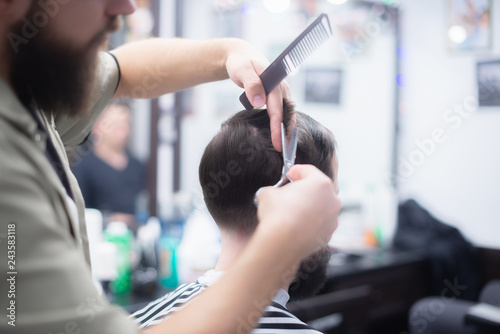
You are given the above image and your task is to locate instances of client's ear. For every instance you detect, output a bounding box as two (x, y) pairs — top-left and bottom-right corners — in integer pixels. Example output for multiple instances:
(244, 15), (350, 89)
(283, 98), (297, 136)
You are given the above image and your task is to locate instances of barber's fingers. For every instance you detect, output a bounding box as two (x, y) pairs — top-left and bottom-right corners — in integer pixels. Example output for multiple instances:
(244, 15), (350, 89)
(227, 53), (268, 107)
(246, 69), (268, 108)
(280, 80), (291, 99)
(287, 164), (342, 218)
(242, 63), (267, 108)
(267, 81), (292, 152)
(289, 164), (341, 237)
(287, 164), (328, 183)
(225, 41), (293, 152)
(256, 164), (337, 212)
(266, 88), (283, 152)
(255, 164), (340, 256)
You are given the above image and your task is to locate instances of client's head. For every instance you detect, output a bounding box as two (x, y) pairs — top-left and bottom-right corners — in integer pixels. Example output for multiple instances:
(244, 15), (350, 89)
(199, 99), (337, 301)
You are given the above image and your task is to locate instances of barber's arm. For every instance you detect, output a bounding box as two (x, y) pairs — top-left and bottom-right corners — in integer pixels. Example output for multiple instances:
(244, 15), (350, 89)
(144, 165), (340, 334)
(110, 38), (289, 151)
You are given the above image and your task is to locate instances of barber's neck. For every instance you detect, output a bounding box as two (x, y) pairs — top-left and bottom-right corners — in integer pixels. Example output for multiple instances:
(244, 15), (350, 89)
(215, 227), (293, 293)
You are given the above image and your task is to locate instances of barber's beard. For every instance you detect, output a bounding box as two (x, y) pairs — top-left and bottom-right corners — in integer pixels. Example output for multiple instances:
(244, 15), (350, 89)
(9, 9), (120, 117)
(288, 248), (331, 302)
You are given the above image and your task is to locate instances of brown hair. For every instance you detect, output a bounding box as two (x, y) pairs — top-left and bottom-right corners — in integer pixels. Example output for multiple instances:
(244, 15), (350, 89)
(199, 99), (336, 232)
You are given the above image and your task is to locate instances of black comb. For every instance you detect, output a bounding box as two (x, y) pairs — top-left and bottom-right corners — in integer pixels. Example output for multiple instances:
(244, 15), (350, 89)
(239, 13), (332, 111)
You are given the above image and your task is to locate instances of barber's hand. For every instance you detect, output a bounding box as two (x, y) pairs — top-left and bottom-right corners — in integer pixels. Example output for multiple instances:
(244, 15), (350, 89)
(255, 165), (340, 258)
(225, 39), (291, 152)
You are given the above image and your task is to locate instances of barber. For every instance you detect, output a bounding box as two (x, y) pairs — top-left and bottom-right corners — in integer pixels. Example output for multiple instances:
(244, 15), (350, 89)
(0, 1), (341, 333)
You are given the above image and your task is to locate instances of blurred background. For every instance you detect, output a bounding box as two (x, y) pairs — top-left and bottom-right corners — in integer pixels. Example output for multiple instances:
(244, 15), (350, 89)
(71, 1), (500, 333)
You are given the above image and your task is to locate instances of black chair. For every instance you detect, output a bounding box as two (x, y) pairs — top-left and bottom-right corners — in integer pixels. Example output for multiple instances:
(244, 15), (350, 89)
(408, 280), (500, 334)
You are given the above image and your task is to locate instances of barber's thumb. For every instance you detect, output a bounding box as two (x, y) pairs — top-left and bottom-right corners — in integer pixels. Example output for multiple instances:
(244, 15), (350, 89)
(287, 164), (323, 182)
(254, 186), (273, 206)
(244, 83), (266, 108)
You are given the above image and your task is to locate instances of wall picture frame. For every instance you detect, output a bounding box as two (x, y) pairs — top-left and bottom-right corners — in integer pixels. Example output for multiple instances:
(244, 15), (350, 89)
(304, 68), (343, 105)
(448, 0), (491, 52)
(477, 60), (500, 107)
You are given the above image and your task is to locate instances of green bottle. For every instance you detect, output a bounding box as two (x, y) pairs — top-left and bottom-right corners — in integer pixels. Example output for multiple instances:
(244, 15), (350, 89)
(105, 222), (133, 295)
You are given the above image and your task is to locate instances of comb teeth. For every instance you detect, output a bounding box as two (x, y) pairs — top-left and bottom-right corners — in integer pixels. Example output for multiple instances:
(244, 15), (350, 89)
(282, 16), (332, 74)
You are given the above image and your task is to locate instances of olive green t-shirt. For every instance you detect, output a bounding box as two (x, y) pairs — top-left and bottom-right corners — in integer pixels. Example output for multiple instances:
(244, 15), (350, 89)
(0, 52), (139, 334)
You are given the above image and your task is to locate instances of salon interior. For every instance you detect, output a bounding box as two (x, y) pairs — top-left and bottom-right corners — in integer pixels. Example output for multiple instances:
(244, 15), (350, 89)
(76, 0), (500, 333)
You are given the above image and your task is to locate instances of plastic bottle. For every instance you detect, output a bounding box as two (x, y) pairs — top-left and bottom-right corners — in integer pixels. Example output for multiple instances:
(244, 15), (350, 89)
(104, 222), (133, 295)
(159, 236), (179, 289)
(135, 190), (150, 225)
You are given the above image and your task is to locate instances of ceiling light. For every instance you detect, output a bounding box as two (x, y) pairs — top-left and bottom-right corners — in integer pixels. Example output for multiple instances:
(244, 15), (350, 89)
(327, 0), (348, 4)
(448, 25), (467, 44)
(263, 0), (290, 13)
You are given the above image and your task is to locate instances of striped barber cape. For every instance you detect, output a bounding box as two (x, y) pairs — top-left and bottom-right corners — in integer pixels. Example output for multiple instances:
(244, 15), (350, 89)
(131, 270), (324, 333)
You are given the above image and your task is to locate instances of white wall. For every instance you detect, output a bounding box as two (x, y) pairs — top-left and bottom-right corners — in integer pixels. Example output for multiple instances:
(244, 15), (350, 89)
(398, 0), (500, 249)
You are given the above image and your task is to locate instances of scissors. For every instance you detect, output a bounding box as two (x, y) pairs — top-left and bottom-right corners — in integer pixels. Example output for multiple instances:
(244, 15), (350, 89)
(254, 123), (299, 206)
(274, 122), (299, 187)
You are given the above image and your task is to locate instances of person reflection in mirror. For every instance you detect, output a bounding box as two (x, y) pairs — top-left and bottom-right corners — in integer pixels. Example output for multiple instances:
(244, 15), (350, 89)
(72, 99), (146, 225)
